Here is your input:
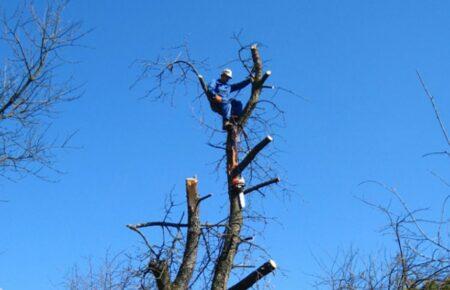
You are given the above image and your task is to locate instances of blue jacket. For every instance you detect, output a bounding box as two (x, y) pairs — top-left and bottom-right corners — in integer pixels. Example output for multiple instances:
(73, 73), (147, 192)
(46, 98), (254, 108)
(208, 78), (251, 102)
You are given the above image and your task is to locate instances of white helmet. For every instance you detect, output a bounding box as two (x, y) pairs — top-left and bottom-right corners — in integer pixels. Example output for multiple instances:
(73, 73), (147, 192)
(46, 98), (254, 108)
(221, 68), (233, 79)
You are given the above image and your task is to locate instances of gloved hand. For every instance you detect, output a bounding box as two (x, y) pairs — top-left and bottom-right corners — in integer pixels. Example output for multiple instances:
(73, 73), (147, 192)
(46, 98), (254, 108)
(213, 95), (222, 103)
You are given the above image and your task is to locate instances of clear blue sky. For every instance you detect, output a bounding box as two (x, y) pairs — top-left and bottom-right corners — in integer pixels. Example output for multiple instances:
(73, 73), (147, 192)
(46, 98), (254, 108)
(1, 0), (450, 289)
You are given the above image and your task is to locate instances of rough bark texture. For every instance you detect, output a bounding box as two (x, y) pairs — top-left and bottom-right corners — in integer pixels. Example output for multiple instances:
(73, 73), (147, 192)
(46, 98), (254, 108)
(172, 178), (201, 290)
(145, 178), (200, 290)
(238, 45), (270, 128)
(211, 127), (243, 290)
(149, 260), (172, 290)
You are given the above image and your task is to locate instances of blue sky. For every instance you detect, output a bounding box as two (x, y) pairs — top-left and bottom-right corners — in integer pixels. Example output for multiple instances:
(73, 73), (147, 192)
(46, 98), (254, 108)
(1, 0), (450, 289)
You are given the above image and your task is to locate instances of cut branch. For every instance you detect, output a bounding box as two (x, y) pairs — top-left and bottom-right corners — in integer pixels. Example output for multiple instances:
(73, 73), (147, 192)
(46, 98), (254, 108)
(228, 260), (277, 290)
(238, 44), (268, 127)
(250, 44), (263, 80)
(232, 136), (273, 177)
(260, 70), (272, 86)
(244, 177), (280, 195)
(172, 177), (201, 289)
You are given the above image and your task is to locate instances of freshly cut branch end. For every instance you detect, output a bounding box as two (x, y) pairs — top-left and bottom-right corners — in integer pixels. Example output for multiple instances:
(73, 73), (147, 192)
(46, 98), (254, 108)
(172, 176), (201, 289)
(260, 70), (272, 85)
(228, 259), (278, 290)
(233, 135), (273, 177)
(186, 177), (198, 184)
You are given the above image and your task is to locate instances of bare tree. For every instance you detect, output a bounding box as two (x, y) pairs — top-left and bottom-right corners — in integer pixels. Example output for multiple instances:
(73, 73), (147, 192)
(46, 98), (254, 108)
(0, 0), (85, 180)
(63, 252), (136, 290)
(314, 182), (450, 289)
(313, 73), (450, 290)
(122, 38), (290, 290)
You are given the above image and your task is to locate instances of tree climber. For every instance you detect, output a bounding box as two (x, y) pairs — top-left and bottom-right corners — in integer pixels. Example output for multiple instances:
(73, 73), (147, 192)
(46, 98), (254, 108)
(207, 68), (252, 130)
(207, 68), (249, 194)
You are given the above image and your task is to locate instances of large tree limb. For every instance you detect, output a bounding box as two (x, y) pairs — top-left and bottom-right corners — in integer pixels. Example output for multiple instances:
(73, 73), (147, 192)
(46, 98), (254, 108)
(238, 44), (271, 128)
(250, 44), (263, 80)
(212, 130), (244, 289)
(228, 260), (277, 290)
(232, 136), (273, 177)
(211, 195), (243, 290)
(172, 177), (201, 290)
(127, 221), (224, 230)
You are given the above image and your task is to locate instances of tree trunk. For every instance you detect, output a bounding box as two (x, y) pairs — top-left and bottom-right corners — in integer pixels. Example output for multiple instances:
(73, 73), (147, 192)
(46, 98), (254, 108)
(211, 128), (244, 290)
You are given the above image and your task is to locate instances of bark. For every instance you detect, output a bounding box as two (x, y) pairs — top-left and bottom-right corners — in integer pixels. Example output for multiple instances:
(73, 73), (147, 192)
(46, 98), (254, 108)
(149, 260), (172, 290)
(212, 128), (244, 290)
(238, 45), (271, 128)
(228, 260), (277, 290)
(172, 178), (201, 290)
(211, 191), (243, 290)
(232, 136), (273, 177)
(143, 178), (201, 290)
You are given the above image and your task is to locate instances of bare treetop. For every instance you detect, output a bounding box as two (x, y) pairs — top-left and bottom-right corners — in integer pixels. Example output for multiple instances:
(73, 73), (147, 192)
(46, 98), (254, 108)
(124, 36), (292, 289)
(0, 1), (86, 180)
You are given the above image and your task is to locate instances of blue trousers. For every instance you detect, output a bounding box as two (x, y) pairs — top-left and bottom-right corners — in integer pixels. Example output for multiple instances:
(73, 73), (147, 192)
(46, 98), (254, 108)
(217, 98), (243, 121)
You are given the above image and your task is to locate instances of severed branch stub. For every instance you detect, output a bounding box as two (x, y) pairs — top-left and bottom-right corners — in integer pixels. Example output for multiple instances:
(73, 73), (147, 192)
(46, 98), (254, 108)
(232, 135), (273, 177)
(126, 177), (202, 290)
(172, 177), (201, 290)
(244, 177), (280, 195)
(228, 260), (277, 290)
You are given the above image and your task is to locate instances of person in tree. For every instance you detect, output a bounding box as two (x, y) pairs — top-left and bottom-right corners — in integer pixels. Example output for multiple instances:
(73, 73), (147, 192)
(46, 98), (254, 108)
(208, 68), (252, 130)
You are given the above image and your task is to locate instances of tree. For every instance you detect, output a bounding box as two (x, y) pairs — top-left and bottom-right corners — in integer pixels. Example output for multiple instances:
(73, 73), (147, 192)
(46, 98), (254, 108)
(118, 39), (286, 290)
(0, 0), (85, 180)
(313, 72), (450, 290)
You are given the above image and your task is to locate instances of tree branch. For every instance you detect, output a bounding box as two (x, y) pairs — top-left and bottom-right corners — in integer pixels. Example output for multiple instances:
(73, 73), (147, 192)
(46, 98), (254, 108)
(238, 44), (271, 128)
(169, 60), (209, 96)
(149, 259), (172, 290)
(172, 177), (201, 289)
(244, 177), (280, 195)
(228, 260), (277, 290)
(127, 221), (189, 229)
(232, 136), (273, 177)
(417, 70), (450, 146)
